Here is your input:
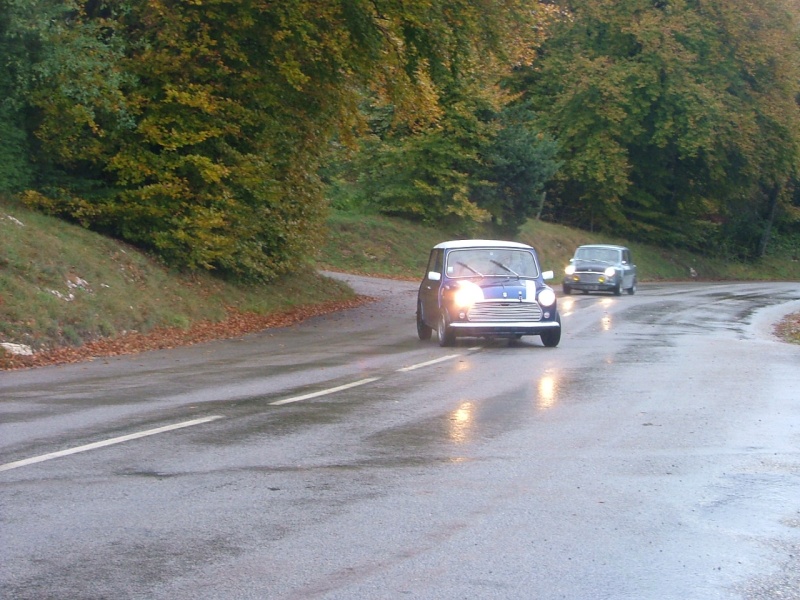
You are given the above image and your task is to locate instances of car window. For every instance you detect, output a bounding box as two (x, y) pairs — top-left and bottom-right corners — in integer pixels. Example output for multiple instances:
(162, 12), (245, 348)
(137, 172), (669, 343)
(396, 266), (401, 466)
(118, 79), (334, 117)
(575, 247), (621, 263)
(426, 249), (443, 278)
(445, 248), (539, 278)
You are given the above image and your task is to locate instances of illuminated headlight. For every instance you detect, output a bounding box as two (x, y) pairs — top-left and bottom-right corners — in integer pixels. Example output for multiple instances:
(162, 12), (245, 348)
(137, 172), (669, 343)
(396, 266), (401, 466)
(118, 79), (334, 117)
(538, 287), (556, 307)
(453, 281), (484, 308)
(565, 265), (576, 276)
(604, 267), (616, 277)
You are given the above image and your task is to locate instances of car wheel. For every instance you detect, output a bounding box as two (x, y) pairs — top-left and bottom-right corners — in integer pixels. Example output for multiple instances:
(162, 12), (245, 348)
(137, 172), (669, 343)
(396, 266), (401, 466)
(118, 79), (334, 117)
(613, 281), (622, 296)
(540, 313), (561, 348)
(627, 279), (637, 295)
(416, 303), (432, 340)
(437, 310), (455, 347)
(562, 284), (572, 295)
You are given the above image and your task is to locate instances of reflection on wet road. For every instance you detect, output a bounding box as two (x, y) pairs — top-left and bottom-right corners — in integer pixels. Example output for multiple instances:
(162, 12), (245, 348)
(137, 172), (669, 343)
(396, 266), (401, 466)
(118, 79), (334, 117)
(536, 371), (558, 410)
(1, 279), (799, 600)
(448, 402), (474, 444)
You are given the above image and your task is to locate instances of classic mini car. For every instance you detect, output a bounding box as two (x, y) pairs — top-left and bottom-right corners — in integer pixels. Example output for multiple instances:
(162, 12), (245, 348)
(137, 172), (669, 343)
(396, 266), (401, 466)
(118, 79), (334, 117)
(562, 244), (637, 295)
(416, 240), (562, 347)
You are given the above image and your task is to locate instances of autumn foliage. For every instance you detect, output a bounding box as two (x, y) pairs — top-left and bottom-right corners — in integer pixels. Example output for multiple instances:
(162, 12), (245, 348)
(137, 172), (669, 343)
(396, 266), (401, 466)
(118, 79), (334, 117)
(1, 0), (799, 272)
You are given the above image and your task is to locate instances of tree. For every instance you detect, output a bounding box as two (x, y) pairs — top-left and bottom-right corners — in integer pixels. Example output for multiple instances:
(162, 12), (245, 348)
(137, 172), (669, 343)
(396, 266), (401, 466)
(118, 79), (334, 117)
(473, 101), (561, 235)
(18, 0), (553, 279)
(325, 2), (561, 232)
(0, 0), (42, 193)
(352, 79), (501, 228)
(521, 0), (800, 256)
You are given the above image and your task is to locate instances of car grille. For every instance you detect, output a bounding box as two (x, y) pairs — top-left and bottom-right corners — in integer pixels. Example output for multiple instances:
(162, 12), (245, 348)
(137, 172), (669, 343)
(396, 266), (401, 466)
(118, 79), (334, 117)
(468, 301), (543, 323)
(573, 273), (604, 283)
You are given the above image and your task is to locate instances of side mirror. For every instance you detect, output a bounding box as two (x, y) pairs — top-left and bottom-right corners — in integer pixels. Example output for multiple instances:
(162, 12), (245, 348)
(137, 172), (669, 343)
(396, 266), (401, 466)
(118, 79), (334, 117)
(428, 271), (441, 281)
(542, 270), (554, 281)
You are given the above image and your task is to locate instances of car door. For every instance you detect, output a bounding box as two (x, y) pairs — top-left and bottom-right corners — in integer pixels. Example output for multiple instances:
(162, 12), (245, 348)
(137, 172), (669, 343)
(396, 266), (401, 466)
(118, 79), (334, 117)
(621, 248), (634, 288)
(419, 248), (444, 326)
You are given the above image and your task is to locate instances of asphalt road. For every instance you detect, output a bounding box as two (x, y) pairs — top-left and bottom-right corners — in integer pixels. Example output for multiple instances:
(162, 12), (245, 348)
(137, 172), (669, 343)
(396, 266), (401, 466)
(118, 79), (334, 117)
(1, 275), (799, 600)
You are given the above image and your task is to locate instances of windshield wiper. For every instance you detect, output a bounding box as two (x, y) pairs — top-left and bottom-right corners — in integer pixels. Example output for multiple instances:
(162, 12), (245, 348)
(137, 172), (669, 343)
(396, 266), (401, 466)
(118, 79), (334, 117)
(456, 261), (483, 277)
(490, 259), (520, 278)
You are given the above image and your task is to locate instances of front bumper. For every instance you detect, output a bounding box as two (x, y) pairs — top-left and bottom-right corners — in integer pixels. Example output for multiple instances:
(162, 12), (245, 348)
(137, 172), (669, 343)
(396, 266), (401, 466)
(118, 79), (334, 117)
(563, 273), (617, 291)
(449, 320), (561, 337)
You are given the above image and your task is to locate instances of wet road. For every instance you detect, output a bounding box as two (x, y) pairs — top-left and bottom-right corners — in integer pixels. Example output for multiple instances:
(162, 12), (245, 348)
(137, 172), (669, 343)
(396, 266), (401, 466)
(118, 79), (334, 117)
(1, 275), (799, 600)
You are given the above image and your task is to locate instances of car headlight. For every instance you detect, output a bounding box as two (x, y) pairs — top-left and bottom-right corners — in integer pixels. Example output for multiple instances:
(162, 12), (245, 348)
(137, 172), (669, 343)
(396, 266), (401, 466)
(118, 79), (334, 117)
(565, 265), (576, 276)
(453, 281), (484, 308)
(604, 267), (616, 277)
(538, 287), (556, 307)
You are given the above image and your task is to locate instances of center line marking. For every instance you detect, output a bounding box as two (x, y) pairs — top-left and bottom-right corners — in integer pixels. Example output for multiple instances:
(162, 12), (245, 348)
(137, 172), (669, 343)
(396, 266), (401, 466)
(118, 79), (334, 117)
(0, 415), (225, 473)
(269, 377), (380, 406)
(397, 354), (460, 372)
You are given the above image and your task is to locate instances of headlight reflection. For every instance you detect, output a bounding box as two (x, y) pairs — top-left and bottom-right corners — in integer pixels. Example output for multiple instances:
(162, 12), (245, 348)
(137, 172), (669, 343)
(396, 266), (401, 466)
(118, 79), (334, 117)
(559, 296), (575, 315)
(448, 401), (474, 443)
(536, 372), (559, 410)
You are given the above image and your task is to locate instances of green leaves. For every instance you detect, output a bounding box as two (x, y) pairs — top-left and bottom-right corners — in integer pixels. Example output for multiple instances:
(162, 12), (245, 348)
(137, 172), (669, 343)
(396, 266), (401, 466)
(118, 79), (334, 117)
(524, 0), (800, 254)
(7, 0), (798, 268)
(12, 0), (557, 278)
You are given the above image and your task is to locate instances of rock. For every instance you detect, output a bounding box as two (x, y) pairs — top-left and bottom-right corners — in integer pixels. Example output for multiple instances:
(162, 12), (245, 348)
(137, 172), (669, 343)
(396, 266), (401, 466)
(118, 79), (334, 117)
(1, 343), (34, 356)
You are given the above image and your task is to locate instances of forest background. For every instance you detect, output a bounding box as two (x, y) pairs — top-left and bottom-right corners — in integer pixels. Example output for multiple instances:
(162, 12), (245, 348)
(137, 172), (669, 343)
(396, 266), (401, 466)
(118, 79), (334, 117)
(1, 0), (799, 283)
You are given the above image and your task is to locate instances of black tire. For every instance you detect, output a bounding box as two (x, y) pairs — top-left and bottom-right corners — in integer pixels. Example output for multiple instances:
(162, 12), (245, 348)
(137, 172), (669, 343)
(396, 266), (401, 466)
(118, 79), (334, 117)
(613, 280), (622, 296)
(416, 303), (432, 340)
(627, 279), (637, 295)
(437, 310), (455, 347)
(540, 313), (562, 348)
(562, 284), (572, 295)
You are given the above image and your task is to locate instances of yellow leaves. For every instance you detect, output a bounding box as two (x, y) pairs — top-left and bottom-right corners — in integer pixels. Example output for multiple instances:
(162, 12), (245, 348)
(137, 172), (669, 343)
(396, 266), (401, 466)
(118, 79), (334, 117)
(137, 120), (217, 152)
(277, 60), (311, 90)
(20, 190), (104, 228)
(178, 155), (230, 185)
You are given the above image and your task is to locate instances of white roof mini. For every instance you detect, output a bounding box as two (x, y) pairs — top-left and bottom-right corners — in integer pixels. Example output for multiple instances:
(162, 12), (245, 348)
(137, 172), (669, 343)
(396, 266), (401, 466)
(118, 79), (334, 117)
(575, 244), (628, 250)
(433, 239), (533, 250)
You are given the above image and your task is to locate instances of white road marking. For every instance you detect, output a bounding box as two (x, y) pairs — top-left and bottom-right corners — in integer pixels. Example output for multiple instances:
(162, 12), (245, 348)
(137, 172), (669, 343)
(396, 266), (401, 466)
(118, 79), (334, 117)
(397, 354), (460, 372)
(0, 415), (225, 473)
(3, 352), (478, 472)
(269, 377), (380, 406)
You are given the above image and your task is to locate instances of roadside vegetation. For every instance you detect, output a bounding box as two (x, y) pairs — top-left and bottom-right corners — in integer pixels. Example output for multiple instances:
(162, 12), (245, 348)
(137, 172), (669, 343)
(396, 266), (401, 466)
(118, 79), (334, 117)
(2, 196), (798, 370)
(2, 0), (799, 368)
(0, 197), (360, 368)
(321, 210), (800, 282)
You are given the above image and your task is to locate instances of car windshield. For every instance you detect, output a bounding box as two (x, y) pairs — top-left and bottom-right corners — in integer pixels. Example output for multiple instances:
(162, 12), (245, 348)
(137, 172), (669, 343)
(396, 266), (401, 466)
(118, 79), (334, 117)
(445, 248), (539, 279)
(574, 247), (620, 263)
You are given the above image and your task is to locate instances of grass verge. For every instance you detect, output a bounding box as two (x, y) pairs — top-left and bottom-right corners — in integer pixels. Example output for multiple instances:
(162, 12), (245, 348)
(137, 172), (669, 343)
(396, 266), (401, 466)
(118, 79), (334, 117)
(0, 197), (360, 368)
(2, 199), (799, 369)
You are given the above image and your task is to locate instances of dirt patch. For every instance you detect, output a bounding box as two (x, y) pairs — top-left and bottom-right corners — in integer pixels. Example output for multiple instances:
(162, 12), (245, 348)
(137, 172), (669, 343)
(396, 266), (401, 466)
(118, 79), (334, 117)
(775, 311), (800, 345)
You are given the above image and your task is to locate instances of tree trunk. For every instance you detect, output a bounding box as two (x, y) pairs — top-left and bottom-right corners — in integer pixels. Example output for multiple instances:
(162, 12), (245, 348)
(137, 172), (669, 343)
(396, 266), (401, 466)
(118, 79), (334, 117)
(535, 191), (546, 220)
(759, 183), (781, 257)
